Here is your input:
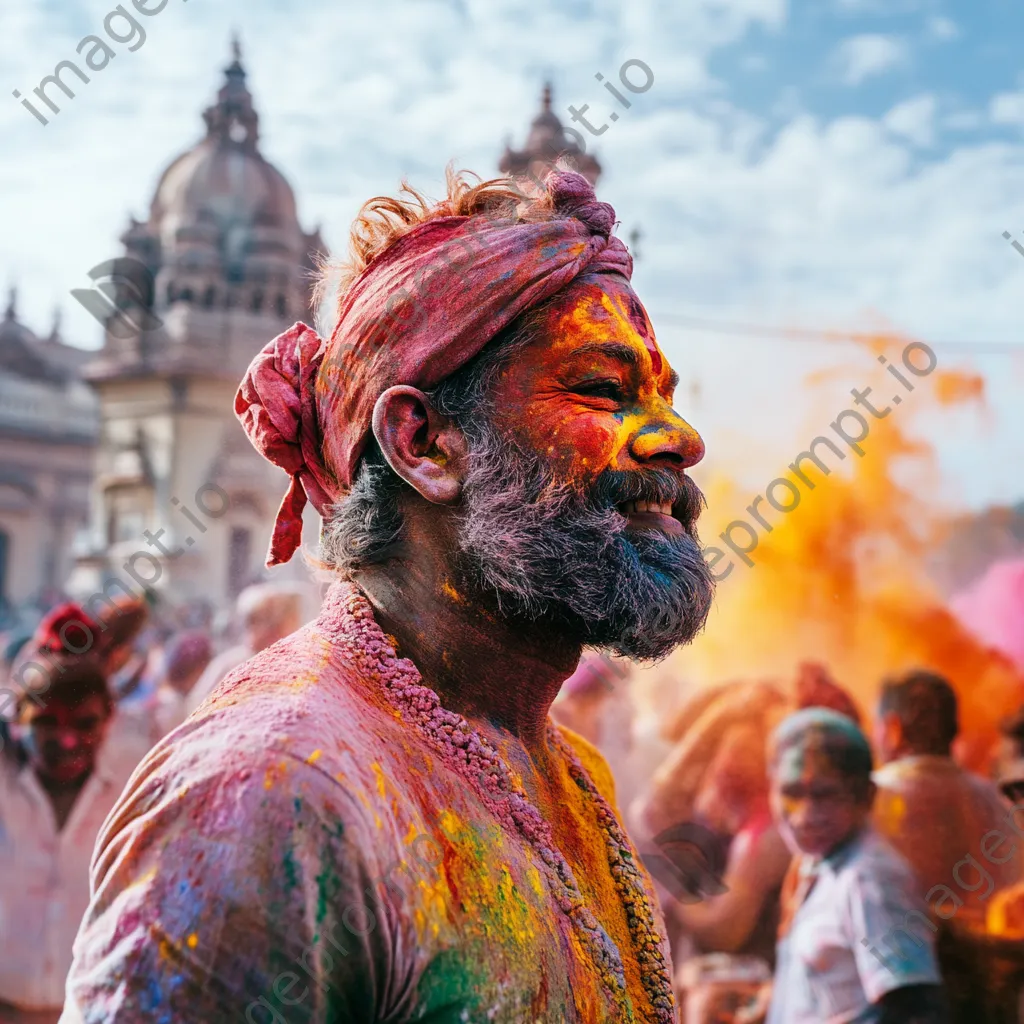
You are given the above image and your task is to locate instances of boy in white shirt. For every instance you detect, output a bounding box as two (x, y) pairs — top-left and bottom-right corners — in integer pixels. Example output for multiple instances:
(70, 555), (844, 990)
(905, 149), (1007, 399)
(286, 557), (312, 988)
(747, 708), (948, 1024)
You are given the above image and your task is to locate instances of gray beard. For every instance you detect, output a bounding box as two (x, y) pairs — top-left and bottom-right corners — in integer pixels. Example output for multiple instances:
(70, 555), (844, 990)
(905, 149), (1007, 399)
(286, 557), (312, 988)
(451, 421), (715, 662)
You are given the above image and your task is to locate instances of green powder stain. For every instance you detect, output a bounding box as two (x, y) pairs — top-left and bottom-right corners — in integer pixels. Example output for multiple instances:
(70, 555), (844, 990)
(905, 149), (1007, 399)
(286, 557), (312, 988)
(282, 848), (299, 890)
(415, 947), (490, 1021)
(320, 818), (345, 840)
(316, 861), (342, 925)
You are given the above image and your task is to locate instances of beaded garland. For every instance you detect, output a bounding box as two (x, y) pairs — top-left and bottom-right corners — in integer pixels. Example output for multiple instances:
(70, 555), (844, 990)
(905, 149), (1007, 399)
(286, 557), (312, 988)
(332, 583), (676, 1024)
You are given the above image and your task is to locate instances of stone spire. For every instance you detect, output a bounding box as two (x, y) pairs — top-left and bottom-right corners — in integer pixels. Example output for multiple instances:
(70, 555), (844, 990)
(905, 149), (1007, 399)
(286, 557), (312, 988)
(499, 82), (602, 186)
(4, 286), (16, 321)
(202, 35), (259, 150)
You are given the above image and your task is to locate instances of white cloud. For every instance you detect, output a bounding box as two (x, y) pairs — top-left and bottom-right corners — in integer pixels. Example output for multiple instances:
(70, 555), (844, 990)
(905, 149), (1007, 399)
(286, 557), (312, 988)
(927, 16), (959, 41)
(832, 34), (908, 86)
(883, 94), (937, 147)
(1, 0), (1023, 508)
(740, 53), (769, 73)
(943, 109), (984, 132)
(990, 92), (1024, 127)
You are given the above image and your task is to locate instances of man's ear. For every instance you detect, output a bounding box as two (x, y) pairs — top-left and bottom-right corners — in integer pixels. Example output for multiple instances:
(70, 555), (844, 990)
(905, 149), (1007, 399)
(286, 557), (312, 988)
(372, 386), (469, 504)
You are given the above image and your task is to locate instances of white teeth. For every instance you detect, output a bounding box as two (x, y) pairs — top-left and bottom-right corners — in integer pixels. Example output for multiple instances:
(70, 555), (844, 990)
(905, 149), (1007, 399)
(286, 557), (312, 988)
(620, 500), (674, 516)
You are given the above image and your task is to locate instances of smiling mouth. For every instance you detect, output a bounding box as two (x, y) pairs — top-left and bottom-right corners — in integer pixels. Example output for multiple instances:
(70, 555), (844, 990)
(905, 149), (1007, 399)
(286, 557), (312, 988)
(618, 499), (685, 535)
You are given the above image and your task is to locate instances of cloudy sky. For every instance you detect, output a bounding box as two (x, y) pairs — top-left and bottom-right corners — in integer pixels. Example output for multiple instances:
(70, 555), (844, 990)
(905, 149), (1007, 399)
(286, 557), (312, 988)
(1, 0), (1022, 510)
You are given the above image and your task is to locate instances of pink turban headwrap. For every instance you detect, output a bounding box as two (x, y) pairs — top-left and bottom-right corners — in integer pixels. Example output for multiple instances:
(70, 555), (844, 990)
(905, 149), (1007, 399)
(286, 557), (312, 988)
(235, 169), (633, 566)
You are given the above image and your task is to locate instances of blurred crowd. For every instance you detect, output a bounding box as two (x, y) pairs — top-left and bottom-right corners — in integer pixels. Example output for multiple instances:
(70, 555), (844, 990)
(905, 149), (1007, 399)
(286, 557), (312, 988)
(0, 583), (305, 1024)
(2, 586), (1023, 1022)
(552, 658), (1024, 1023)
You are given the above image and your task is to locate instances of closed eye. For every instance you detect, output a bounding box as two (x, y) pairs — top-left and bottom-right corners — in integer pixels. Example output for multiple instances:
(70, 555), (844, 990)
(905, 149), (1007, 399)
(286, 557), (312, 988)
(574, 379), (625, 402)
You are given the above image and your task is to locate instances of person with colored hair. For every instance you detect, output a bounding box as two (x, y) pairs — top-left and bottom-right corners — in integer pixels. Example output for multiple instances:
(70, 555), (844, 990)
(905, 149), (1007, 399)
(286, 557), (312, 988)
(749, 708), (947, 1024)
(23, 597), (150, 692)
(61, 168), (715, 1023)
(0, 658), (128, 1023)
(26, 599), (158, 780)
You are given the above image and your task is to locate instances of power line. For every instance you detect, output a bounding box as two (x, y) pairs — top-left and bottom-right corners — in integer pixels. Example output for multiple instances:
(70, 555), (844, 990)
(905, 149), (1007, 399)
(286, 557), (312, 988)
(652, 312), (1023, 353)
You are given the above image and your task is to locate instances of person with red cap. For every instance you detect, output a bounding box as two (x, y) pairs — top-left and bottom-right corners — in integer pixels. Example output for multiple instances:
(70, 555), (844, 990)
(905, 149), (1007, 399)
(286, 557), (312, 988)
(0, 653), (124, 1023)
(60, 168), (714, 1024)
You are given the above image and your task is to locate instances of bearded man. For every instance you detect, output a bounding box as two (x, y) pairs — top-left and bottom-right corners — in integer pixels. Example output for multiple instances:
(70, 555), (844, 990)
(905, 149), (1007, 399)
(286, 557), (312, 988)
(60, 169), (714, 1024)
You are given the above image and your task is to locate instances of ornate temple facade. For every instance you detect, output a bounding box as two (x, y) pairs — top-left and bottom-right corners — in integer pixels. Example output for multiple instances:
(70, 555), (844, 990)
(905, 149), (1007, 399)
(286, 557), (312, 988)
(3, 59), (602, 614)
(0, 294), (98, 612)
(72, 43), (325, 608)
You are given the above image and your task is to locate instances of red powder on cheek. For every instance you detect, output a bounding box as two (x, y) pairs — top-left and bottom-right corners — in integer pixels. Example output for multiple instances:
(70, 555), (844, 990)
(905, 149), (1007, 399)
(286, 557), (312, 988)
(644, 337), (662, 376)
(540, 412), (623, 480)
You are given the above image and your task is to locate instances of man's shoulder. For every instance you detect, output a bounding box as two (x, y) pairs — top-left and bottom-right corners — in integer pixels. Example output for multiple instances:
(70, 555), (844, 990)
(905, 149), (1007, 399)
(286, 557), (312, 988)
(133, 623), (412, 808)
(94, 680), (412, 894)
(960, 763), (1014, 808)
(836, 828), (918, 894)
(195, 622), (394, 739)
(874, 755), (1012, 828)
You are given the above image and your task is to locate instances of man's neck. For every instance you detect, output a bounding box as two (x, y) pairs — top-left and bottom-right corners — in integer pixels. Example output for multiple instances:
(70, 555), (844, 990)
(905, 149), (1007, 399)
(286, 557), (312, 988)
(889, 747), (952, 764)
(818, 822), (869, 866)
(354, 524), (581, 751)
(37, 771), (90, 831)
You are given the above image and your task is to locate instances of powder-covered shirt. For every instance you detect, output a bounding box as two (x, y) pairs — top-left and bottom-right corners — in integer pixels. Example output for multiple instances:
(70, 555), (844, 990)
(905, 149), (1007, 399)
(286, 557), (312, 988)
(0, 754), (130, 1012)
(60, 583), (674, 1024)
(767, 828), (941, 1024)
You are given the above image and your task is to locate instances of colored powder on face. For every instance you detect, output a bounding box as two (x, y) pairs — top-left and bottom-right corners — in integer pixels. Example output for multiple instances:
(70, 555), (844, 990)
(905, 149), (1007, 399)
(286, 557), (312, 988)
(626, 292), (661, 376)
(557, 290), (670, 428)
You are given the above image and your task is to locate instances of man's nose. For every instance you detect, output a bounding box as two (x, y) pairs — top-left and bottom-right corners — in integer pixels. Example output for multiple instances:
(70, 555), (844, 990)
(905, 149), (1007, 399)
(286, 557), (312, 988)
(631, 407), (705, 469)
(789, 799), (813, 825)
(57, 730), (80, 751)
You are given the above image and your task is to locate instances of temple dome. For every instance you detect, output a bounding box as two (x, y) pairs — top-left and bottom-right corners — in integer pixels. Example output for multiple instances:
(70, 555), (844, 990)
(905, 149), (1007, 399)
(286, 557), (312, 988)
(86, 39), (325, 382)
(147, 38), (306, 273)
(151, 136), (299, 237)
